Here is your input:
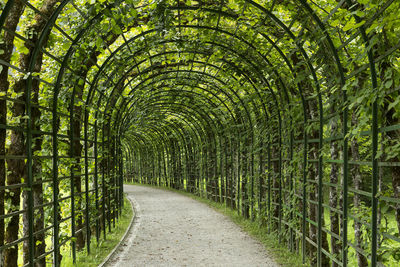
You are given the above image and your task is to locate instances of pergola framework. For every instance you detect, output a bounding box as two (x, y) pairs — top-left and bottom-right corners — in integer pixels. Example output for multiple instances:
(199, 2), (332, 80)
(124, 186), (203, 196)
(0, 0), (400, 266)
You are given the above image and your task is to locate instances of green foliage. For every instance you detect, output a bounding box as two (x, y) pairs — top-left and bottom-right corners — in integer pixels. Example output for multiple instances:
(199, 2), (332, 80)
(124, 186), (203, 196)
(1, 0), (400, 266)
(61, 195), (133, 267)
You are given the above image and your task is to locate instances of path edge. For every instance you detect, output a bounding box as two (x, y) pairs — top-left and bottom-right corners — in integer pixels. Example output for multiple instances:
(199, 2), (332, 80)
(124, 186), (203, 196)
(98, 193), (137, 267)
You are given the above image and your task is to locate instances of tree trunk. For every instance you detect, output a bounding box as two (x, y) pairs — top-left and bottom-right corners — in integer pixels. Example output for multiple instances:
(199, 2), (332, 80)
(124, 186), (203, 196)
(4, 1), (59, 265)
(0, 2), (24, 265)
(307, 103), (329, 266)
(350, 113), (369, 267)
(383, 97), (400, 235)
(272, 144), (279, 230)
(378, 30), (400, 234)
(291, 50), (330, 265)
(329, 114), (340, 267)
(241, 138), (249, 219)
(258, 140), (266, 225)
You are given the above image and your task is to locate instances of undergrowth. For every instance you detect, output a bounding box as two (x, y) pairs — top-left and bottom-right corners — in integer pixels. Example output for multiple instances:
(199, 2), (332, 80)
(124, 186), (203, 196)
(61, 195), (133, 267)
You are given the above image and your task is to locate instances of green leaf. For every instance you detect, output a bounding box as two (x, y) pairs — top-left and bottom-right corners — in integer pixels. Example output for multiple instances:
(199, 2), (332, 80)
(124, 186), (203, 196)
(388, 97), (400, 110)
(343, 18), (356, 31)
(96, 37), (103, 50)
(130, 9), (138, 18)
(331, 19), (340, 27)
(384, 79), (393, 88)
(112, 25), (122, 34)
(353, 20), (366, 30)
(20, 44), (29, 55)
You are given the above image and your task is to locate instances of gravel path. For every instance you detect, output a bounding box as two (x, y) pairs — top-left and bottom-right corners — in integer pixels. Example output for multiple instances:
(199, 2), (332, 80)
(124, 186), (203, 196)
(105, 185), (278, 267)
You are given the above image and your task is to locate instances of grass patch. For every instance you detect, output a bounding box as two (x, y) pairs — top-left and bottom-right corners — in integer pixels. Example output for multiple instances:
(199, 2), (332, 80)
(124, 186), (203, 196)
(61, 195), (134, 267)
(125, 182), (306, 267)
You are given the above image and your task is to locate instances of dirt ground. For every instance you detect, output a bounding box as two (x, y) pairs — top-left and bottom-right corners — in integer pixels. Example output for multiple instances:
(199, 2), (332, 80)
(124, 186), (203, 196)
(105, 185), (278, 267)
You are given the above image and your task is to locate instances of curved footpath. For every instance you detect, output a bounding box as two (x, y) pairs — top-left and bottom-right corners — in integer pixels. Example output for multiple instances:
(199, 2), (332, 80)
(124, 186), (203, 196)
(105, 185), (278, 267)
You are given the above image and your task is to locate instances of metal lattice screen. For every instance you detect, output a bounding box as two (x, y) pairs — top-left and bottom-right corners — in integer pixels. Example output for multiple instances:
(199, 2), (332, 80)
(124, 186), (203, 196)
(0, 0), (400, 266)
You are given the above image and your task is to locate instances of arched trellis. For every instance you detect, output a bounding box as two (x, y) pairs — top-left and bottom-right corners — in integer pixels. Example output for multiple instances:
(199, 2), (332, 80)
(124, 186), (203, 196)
(0, 0), (399, 266)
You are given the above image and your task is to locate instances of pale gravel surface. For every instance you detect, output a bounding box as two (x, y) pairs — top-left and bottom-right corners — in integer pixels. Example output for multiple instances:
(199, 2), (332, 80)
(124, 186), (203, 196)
(106, 185), (278, 267)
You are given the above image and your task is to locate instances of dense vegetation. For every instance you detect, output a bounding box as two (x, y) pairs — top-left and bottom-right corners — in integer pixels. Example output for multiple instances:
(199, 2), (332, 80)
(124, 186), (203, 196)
(0, 0), (399, 266)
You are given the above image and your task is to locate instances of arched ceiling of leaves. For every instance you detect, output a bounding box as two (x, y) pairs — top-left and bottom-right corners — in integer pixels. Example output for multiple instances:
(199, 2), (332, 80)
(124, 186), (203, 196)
(3, 0), (398, 150)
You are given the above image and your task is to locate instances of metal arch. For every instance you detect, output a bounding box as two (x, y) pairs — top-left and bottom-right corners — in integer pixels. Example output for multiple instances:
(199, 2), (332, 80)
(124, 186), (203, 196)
(117, 88), (237, 195)
(100, 55), (259, 126)
(88, 37), (274, 121)
(83, 31), (290, 215)
(111, 73), (247, 183)
(119, 99), (238, 202)
(118, 96), (223, 154)
(109, 81), (227, 147)
(342, 0), (379, 265)
(107, 68), (255, 128)
(127, 118), (202, 188)
(117, 90), (233, 143)
(77, 21), (287, 109)
(101, 68), (253, 152)
(117, 78), (240, 130)
(98, 54), (272, 214)
(117, 98), (227, 195)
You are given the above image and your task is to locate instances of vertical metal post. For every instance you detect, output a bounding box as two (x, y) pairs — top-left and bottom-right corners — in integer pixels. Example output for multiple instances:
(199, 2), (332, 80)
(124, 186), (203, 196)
(225, 140), (228, 206)
(236, 138), (241, 215)
(107, 128), (111, 232)
(267, 142), (271, 233)
(302, 130), (308, 264)
(258, 140), (264, 220)
(342, 95), (349, 267)
(69, 102), (76, 263)
(52, 108), (60, 267)
(250, 147), (254, 221)
(119, 142), (124, 211)
(278, 127), (282, 239)
(371, 101), (379, 267)
(317, 104), (324, 267)
(94, 121), (100, 243)
(112, 136), (117, 224)
(289, 130), (294, 251)
(84, 109), (90, 254)
(25, 59), (35, 267)
(101, 123), (106, 239)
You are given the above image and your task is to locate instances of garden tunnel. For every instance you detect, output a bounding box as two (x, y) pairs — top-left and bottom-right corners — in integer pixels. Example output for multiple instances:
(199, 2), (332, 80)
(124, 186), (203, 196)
(0, 0), (400, 266)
